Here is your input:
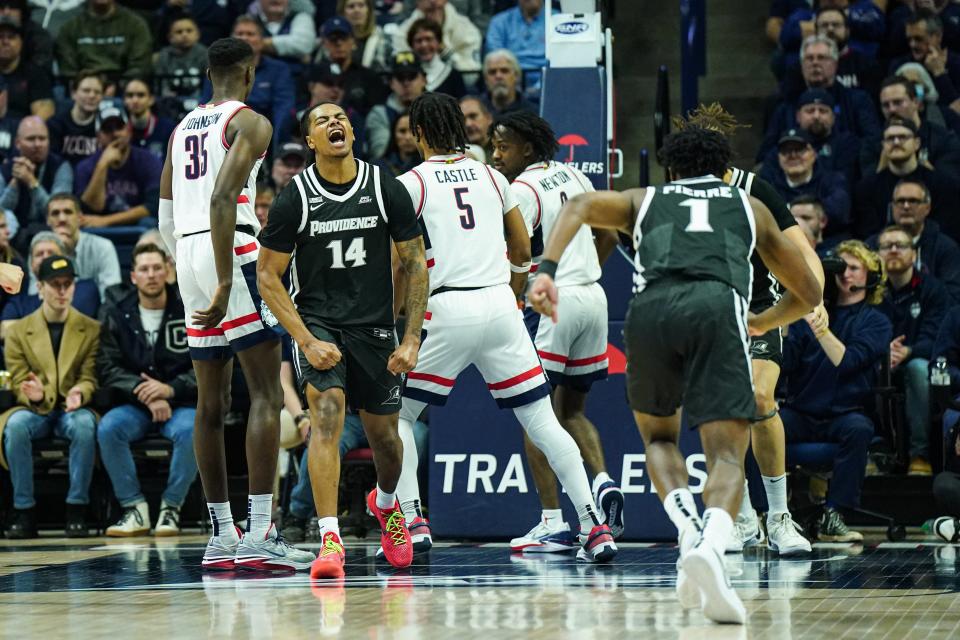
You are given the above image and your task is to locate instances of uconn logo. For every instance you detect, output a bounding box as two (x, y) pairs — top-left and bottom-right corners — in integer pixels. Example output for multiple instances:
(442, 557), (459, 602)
(555, 21), (590, 35)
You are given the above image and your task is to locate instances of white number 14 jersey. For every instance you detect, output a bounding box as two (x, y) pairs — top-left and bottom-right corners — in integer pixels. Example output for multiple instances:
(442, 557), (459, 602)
(513, 161), (601, 287)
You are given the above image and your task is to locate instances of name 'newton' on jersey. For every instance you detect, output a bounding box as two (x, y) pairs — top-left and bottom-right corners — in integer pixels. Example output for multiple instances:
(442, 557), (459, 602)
(170, 100), (264, 237)
(633, 176), (756, 302)
(398, 154), (519, 292)
(513, 161), (601, 288)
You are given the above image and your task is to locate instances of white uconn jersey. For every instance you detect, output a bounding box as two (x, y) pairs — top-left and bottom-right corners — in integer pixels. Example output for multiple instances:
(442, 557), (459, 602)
(399, 154), (518, 290)
(513, 161), (600, 287)
(170, 100), (264, 237)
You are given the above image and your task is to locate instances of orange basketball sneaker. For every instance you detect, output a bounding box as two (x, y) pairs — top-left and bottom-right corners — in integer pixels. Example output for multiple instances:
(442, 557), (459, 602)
(310, 531), (346, 579)
(366, 489), (413, 568)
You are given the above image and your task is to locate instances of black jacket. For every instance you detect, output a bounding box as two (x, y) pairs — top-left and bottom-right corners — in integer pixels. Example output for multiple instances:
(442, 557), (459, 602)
(96, 284), (196, 407)
(877, 271), (950, 362)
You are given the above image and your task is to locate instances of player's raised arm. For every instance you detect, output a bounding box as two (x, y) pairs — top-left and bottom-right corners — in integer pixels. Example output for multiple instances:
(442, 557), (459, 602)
(530, 188), (645, 321)
(504, 205), (531, 301)
(196, 109), (272, 329)
(750, 196), (823, 334)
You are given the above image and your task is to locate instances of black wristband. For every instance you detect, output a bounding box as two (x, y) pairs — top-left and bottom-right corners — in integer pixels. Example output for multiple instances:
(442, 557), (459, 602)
(537, 259), (559, 280)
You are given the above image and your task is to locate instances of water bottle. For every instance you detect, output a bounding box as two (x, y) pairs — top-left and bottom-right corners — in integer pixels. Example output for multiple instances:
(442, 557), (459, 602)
(932, 356), (951, 388)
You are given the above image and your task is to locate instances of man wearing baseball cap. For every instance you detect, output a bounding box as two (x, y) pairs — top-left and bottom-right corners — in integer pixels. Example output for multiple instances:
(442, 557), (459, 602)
(0, 255), (101, 539)
(73, 103), (161, 228)
(367, 52), (427, 159)
(271, 141), (309, 192)
(317, 16), (386, 115)
(760, 127), (852, 237)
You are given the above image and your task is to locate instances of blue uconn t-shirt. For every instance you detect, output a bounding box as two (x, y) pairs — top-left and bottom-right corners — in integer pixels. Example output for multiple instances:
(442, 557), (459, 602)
(74, 146), (161, 213)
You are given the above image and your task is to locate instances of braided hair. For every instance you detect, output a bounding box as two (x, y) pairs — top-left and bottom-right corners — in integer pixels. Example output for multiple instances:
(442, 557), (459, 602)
(492, 110), (559, 164)
(673, 102), (749, 138)
(658, 126), (732, 179)
(408, 92), (470, 153)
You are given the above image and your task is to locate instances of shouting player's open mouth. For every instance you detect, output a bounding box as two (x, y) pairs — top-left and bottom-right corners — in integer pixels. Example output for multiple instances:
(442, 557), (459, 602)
(327, 126), (347, 149)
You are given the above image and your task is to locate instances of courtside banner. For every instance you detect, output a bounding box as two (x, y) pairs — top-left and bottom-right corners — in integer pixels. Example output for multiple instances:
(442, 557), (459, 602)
(428, 321), (707, 541)
(540, 67), (608, 190)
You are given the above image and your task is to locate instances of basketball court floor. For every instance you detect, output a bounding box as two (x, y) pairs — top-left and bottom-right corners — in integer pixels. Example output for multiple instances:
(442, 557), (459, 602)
(2, 533), (959, 639)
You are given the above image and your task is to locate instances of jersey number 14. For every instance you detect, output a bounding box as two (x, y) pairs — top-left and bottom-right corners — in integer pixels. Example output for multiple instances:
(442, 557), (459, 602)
(327, 238), (367, 268)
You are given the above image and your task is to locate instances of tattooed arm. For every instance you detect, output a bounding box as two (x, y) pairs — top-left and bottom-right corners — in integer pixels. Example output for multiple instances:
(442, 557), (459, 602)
(387, 235), (428, 375)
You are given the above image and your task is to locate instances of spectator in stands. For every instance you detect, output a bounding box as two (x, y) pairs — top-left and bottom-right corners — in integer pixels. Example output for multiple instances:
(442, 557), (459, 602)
(0, 77), (16, 162)
(780, 1), (886, 58)
(160, 0), (243, 46)
(153, 13), (207, 98)
(791, 194), (833, 254)
(28, 0), (84, 39)
(255, 182), (274, 226)
(47, 71), (104, 168)
(859, 76), (960, 183)
(871, 178), (960, 302)
(854, 117), (960, 239)
(367, 53), (425, 159)
(764, 36), (880, 152)
(780, 240), (893, 542)
(74, 106), (160, 229)
(761, 128), (851, 236)
(485, 0), (545, 99)
(0, 255), (100, 539)
(316, 16), (388, 116)
(407, 18), (465, 97)
(0, 16), (53, 120)
(0, 0), (53, 71)
(0, 117), (73, 244)
(99, 228), (175, 307)
(1, 231), (99, 335)
(271, 141), (308, 191)
(394, 0), (482, 75)
(217, 15), (294, 149)
(283, 60), (367, 155)
(893, 62), (957, 132)
(814, 7), (882, 96)
(55, 0), (153, 83)
(876, 224), (949, 476)
(760, 89), (860, 185)
(122, 78), (176, 162)
(46, 192), (121, 295)
(97, 243), (197, 537)
(338, 0), (391, 71)
(250, 0), (314, 84)
(889, 11), (960, 113)
(376, 112), (419, 177)
(460, 94), (492, 162)
(0, 209), (21, 316)
(482, 49), (536, 116)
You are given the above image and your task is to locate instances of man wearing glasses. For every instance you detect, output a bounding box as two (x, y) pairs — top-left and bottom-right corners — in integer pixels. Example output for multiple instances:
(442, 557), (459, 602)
(877, 224), (951, 476)
(854, 117), (959, 239)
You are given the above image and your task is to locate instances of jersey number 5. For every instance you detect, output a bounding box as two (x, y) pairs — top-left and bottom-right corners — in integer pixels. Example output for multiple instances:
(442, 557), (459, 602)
(327, 237), (367, 268)
(184, 133), (208, 180)
(680, 198), (714, 233)
(454, 187), (475, 229)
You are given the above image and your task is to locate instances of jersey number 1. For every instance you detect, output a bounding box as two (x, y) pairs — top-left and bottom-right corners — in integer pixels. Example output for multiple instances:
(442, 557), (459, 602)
(327, 238), (367, 268)
(680, 198), (714, 233)
(184, 133), (208, 180)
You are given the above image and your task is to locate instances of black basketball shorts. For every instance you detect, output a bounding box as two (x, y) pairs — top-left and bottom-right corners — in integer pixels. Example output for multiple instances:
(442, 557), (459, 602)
(294, 321), (402, 415)
(623, 279), (756, 427)
(749, 326), (784, 367)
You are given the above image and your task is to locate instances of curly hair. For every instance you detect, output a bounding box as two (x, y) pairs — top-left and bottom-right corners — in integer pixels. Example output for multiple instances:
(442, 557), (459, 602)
(491, 111), (559, 164)
(658, 126), (732, 179)
(834, 239), (887, 305)
(409, 92), (469, 153)
(673, 102), (750, 138)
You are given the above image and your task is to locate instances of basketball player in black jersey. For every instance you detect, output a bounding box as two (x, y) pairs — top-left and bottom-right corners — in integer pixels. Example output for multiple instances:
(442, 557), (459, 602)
(257, 102), (428, 579)
(678, 105), (824, 555)
(529, 127), (822, 624)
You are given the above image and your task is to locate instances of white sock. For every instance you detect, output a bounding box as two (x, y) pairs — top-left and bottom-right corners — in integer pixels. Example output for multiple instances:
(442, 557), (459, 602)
(591, 471), (613, 495)
(376, 485), (396, 510)
(542, 508), (564, 527)
(663, 488), (702, 546)
(738, 479), (755, 519)
(514, 398), (599, 534)
(763, 473), (789, 520)
(701, 507), (734, 557)
(318, 516), (340, 538)
(208, 502), (238, 541)
(247, 494), (272, 537)
(396, 404), (424, 521)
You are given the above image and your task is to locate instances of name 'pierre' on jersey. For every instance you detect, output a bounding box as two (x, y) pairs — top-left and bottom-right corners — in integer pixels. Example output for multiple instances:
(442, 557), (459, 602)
(309, 216), (380, 236)
(181, 113), (223, 130)
(661, 184), (734, 199)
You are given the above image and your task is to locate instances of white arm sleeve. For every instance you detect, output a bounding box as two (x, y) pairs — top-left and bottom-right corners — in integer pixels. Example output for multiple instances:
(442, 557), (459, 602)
(158, 198), (177, 260)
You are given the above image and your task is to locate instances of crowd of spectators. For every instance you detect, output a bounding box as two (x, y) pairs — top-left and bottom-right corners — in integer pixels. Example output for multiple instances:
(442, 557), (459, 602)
(0, 0), (541, 538)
